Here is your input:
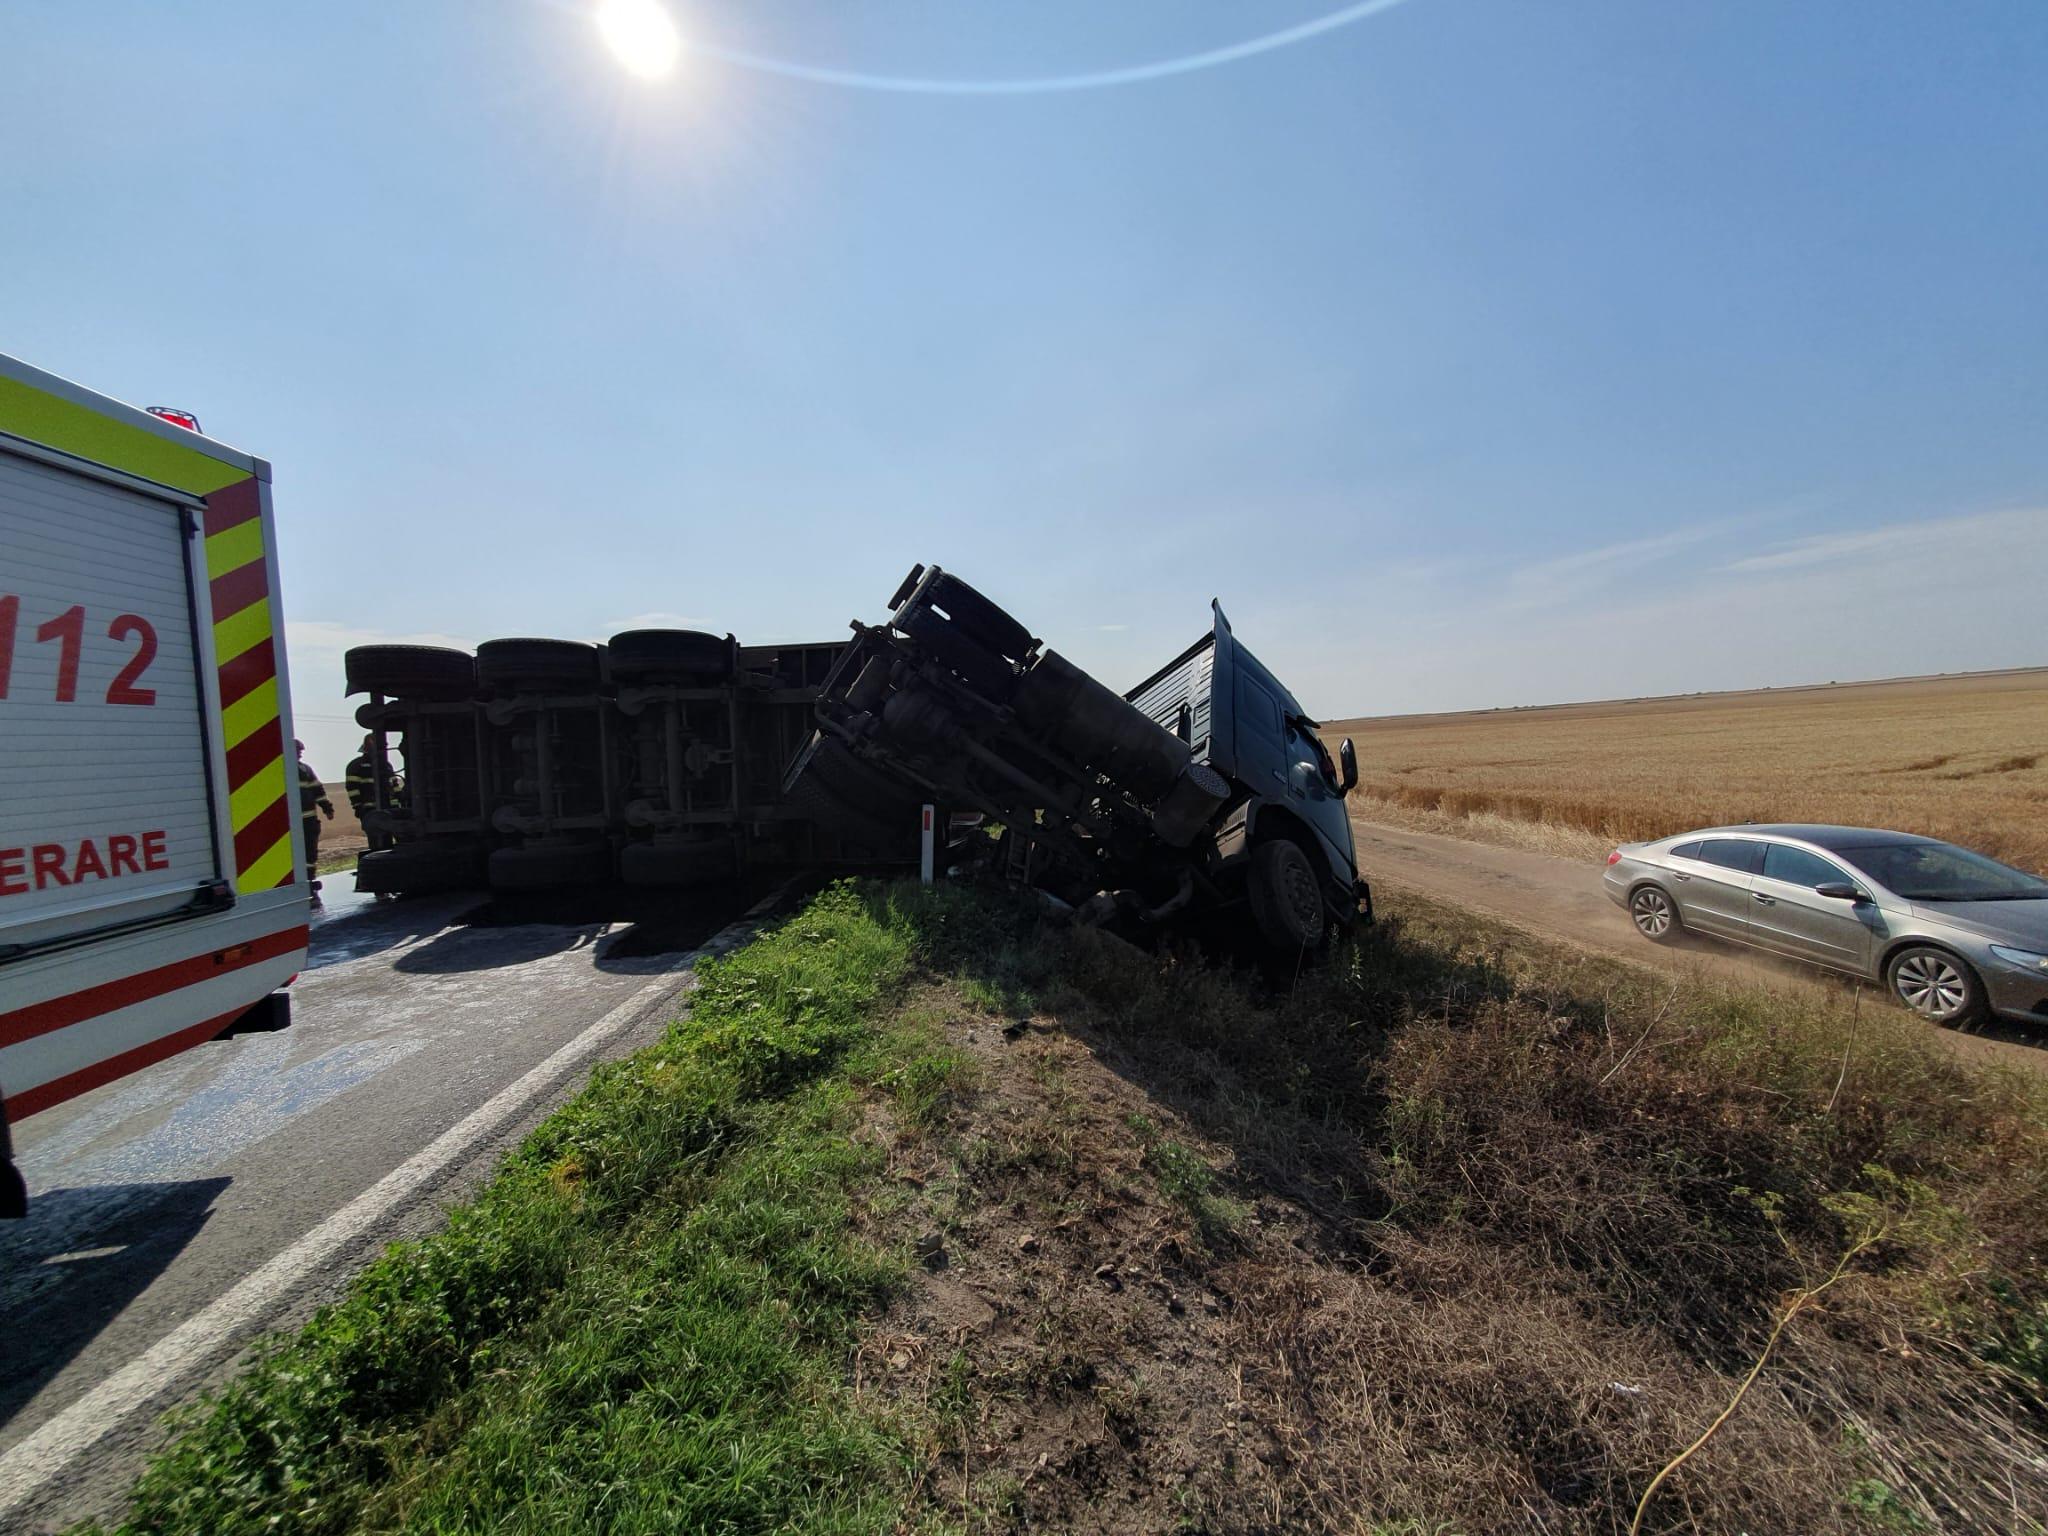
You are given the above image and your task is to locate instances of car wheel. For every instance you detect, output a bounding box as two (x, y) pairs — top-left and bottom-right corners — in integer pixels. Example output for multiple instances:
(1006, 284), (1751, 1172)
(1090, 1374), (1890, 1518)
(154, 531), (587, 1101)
(1629, 885), (1681, 944)
(1886, 946), (1985, 1026)
(1248, 838), (1327, 953)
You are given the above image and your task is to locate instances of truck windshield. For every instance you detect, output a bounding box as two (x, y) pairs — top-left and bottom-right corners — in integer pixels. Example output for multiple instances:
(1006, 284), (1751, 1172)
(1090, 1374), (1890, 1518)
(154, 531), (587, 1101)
(1294, 720), (1340, 791)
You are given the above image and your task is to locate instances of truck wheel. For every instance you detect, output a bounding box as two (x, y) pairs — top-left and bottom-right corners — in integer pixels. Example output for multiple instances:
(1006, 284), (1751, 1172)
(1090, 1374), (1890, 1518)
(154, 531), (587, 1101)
(782, 771), (918, 860)
(923, 572), (1034, 663)
(900, 607), (1017, 700)
(356, 843), (486, 895)
(619, 838), (737, 887)
(489, 841), (615, 890)
(607, 629), (736, 684)
(806, 740), (922, 820)
(345, 644), (476, 701)
(477, 638), (605, 694)
(1247, 838), (1327, 953)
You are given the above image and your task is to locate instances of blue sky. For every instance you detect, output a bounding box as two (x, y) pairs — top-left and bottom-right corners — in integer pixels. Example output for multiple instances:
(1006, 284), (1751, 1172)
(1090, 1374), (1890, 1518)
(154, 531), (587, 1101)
(5, 0), (2044, 769)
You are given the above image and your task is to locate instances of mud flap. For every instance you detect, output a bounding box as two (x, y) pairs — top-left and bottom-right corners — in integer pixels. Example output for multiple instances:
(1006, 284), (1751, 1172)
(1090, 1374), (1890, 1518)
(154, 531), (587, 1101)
(1, 1095), (25, 1220)
(215, 990), (293, 1039)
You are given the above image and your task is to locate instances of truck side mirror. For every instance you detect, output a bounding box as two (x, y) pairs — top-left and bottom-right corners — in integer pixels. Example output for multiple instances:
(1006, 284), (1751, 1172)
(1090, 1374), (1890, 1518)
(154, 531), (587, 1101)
(1338, 738), (1359, 795)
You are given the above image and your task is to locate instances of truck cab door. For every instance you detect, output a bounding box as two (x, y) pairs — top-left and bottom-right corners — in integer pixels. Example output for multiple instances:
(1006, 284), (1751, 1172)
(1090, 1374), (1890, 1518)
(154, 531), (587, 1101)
(1231, 671), (1289, 795)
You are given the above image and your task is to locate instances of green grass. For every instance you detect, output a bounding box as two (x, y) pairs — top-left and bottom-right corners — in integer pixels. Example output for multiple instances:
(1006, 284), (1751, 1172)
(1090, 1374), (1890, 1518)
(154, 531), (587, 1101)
(90, 882), (960, 1536)
(88, 876), (2048, 1534)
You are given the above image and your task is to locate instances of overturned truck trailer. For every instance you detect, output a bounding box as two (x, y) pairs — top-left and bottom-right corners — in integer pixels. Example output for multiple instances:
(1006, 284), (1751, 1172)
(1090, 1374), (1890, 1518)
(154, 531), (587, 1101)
(795, 565), (1370, 952)
(342, 633), (917, 895)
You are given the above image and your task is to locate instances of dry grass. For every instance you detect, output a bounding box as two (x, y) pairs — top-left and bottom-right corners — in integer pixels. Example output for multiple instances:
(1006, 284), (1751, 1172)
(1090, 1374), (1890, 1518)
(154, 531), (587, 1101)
(887, 882), (2048, 1534)
(1324, 668), (2048, 872)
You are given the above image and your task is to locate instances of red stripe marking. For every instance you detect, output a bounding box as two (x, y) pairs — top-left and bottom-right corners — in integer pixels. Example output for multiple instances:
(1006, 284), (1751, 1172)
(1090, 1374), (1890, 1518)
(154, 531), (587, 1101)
(201, 477), (261, 536)
(0, 924), (308, 1051)
(233, 797), (294, 874)
(7, 1006), (250, 1121)
(208, 556), (270, 626)
(226, 727), (284, 792)
(216, 637), (278, 712)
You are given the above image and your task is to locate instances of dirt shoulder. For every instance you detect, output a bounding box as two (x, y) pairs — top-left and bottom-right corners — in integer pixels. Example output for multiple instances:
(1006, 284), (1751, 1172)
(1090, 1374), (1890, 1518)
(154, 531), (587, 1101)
(1350, 812), (2048, 1075)
(81, 881), (2048, 1535)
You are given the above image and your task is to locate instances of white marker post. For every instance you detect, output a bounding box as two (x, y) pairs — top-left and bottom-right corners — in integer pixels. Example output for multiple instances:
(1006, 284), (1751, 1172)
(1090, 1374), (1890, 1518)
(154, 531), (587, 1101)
(920, 804), (936, 885)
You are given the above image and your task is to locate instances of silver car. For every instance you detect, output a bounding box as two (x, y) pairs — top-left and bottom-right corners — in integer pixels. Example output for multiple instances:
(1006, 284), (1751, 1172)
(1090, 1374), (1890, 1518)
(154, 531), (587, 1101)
(1603, 824), (2048, 1026)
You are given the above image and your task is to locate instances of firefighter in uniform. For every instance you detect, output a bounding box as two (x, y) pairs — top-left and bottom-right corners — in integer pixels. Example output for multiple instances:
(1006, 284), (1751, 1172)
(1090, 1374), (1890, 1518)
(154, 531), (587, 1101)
(344, 735), (401, 850)
(296, 740), (334, 895)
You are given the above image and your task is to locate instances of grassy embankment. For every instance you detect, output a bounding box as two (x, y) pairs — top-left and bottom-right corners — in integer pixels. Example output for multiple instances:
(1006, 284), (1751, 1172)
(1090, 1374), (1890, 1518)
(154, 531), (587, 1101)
(94, 881), (2048, 1534)
(1325, 668), (2048, 871)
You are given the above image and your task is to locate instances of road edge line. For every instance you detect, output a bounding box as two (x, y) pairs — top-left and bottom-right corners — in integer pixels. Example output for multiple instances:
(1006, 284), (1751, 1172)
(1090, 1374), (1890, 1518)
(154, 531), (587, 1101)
(0, 909), (767, 1522)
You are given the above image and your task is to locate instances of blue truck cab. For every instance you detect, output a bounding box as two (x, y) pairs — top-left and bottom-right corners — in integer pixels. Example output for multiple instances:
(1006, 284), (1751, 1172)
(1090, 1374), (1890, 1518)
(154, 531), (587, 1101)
(1126, 603), (1368, 932)
(805, 566), (1369, 955)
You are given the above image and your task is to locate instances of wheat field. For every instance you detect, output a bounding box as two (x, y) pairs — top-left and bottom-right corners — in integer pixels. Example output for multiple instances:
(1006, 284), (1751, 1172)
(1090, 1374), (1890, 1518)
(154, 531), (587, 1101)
(1323, 668), (2048, 874)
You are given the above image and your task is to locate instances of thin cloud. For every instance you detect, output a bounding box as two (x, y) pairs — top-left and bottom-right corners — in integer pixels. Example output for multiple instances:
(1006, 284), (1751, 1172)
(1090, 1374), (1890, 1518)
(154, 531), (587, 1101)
(1501, 500), (1818, 611)
(604, 611), (711, 634)
(1505, 525), (1714, 608)
(1717, 508), (2046, 574)
(1288, 501), (2048, 718)
(286, 619), (475, 653)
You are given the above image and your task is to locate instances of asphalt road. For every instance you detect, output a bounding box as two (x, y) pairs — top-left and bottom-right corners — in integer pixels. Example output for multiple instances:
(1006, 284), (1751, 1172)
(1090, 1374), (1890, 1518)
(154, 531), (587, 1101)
(0, 881), (762, 1534)
(1351, 817), (2048, 1073)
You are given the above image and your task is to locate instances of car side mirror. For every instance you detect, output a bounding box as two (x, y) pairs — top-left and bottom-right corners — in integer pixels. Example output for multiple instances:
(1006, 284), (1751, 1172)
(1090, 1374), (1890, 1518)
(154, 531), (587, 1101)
(1815, 881), (1861, 901)
(1338, 738), (1359, 795)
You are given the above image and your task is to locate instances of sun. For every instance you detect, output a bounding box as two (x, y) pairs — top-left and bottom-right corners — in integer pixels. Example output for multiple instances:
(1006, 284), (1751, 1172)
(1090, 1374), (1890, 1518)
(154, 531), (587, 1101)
(596, 0), (680, 80)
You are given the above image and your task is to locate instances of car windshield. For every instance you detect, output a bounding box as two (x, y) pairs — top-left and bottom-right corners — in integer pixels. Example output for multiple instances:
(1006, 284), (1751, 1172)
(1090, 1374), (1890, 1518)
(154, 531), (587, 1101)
(1839, 841), (2048, 902)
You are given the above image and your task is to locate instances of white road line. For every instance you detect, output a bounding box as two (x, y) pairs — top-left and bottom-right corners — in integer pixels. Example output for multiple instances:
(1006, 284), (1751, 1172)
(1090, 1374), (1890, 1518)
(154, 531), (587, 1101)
(0, 929), (737, 1523)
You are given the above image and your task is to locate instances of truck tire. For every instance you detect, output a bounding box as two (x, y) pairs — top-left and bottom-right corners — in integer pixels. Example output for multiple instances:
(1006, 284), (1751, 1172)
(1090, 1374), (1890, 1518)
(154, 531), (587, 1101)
(345, 644), (476, 701)
(356, 843), (486, 895)
(619, 838), (737, 887)
(477, 638), (604, 694)
(489, 840), (615, 890)
(782, 770), (918, 860)
(607, 629), (736, 684)
(805, 739), (922, 820)
(1247, 838), (1327, 953)
(922, 572), (1033, 664)
(900, 607), (1017, 701)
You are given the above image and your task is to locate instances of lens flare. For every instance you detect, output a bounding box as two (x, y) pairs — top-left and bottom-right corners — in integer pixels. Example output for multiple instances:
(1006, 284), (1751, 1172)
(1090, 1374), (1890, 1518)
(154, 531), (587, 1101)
(596, 0), (680, 80)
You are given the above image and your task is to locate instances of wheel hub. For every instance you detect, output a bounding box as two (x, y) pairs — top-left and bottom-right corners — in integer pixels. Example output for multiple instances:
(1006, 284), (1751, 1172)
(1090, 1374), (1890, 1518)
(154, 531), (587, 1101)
(1281, 858), (1322, 933)
(1895, 954), (1966, 1019)
(1631, 891), (1671, 937)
